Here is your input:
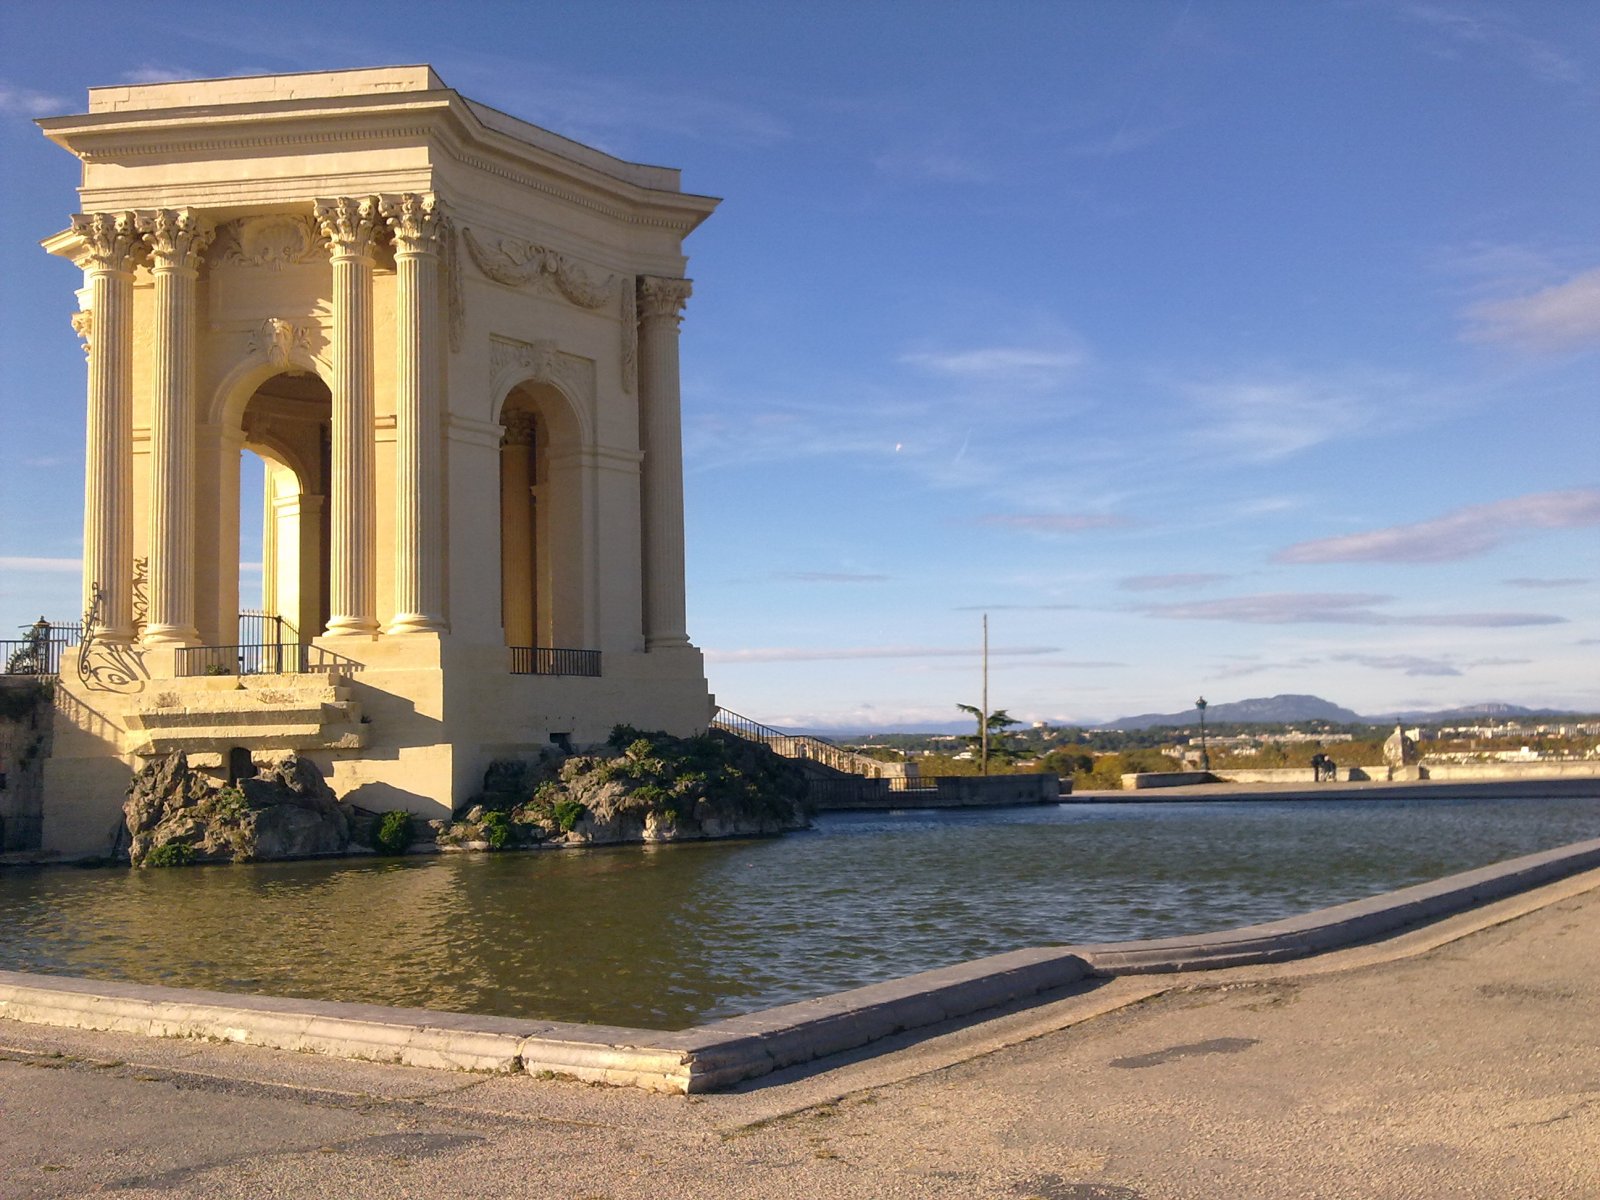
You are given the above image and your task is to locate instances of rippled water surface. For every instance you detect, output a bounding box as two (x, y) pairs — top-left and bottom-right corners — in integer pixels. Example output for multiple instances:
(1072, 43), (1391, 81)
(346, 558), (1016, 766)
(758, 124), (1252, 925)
(3, 795), (1597, 1028)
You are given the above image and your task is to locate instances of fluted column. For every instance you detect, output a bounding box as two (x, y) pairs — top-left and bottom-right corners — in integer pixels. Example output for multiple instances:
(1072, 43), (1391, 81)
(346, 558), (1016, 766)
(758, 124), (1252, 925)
(315, 197), (382, 636)
(140, 208), (213, 646)
(70, 213), (141, 642)
(383, 193), (446, 633)
(636, 276), (693, 650)
(499, 414), (536, 647)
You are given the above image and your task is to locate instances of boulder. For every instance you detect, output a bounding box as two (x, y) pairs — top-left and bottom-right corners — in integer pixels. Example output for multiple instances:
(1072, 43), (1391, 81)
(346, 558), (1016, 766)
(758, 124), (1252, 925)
(124, 751), (352, 865)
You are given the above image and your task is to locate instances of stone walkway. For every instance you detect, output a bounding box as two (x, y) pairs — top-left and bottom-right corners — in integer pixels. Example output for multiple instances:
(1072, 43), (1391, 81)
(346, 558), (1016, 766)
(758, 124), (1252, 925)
(3, 870), (1597, 1199)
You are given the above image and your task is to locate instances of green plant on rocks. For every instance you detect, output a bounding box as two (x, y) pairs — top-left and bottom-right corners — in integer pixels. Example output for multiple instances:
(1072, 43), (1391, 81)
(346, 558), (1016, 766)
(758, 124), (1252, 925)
(144, 841), (195, 868)
(372, 810), (414, 856)
(480, 809), (513, 849)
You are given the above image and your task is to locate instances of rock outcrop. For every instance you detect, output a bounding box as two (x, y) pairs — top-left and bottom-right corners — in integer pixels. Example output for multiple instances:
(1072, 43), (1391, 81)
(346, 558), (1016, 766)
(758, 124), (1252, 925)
(123, 751), (352, 865)
(432, 727), (811, 851)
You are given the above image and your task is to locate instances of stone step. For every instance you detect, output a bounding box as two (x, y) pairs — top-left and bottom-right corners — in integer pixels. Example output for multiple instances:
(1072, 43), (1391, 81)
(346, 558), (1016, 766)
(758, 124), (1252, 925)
(134, 725), (369, 755)
(127, 699), (363, 731)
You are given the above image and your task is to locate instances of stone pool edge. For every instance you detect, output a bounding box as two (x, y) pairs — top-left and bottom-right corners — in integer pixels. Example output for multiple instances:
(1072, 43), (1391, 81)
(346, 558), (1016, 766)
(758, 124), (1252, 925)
(3, 835), (1599, 1094)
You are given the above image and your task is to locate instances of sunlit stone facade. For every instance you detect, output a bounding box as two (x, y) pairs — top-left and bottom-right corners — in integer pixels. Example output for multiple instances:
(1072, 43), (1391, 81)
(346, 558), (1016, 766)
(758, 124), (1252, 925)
(37, 67), (718, 855)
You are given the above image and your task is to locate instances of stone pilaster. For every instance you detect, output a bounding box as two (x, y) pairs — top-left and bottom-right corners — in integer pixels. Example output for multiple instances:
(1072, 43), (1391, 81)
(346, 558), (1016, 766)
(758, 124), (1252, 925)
(636, 276), (693, 650)
(70, 212), (141, 642)
(314, 197), (382, 636)
(139, 208), (213, 646)
(499, 413), (537, 647)
(383, 193), (447, 634)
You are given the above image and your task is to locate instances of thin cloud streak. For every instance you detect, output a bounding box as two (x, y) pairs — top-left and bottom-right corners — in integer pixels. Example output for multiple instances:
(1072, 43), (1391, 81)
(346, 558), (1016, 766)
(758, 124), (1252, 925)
(1503, 577), (1590, 589)
(705, 644), (1061, 664)
(0, 81), (66, 116)
(1467, 266), (1600, 352)
(1138, 591), (1566, 627)
(1120, 573), (1229, 591)
(775, 571), (891, 583)
(0, 556), (81, 573)
(1276, 489), (1600, 564)
(979, 513), (1132, 534)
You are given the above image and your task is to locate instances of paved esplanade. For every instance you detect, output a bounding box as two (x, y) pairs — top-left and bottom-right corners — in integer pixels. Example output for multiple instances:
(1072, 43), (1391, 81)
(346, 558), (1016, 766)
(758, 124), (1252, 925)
(4, 873), (1596, 1199)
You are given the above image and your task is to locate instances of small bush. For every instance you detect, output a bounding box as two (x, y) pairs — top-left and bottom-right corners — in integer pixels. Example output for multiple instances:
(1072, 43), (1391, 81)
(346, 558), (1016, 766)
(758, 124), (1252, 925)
(481, 810), (513, 849)
(373, 810), (414, 856)
(552, 799), (584, 832)
(144, 842), (195, 868)
(203, 663), (232, 677)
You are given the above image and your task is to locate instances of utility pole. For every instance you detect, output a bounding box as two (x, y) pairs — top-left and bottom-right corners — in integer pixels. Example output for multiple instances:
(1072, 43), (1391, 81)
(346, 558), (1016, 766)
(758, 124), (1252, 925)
(981, 613), (989, 776)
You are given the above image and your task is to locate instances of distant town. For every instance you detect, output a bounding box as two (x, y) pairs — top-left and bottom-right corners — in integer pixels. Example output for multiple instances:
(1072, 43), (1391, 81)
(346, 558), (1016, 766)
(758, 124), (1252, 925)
(839, 699), (1600, 792)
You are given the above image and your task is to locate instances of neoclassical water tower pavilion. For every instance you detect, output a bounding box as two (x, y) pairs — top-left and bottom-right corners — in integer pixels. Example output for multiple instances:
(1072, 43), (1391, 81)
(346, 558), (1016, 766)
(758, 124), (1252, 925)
(36, 67), (719, 855)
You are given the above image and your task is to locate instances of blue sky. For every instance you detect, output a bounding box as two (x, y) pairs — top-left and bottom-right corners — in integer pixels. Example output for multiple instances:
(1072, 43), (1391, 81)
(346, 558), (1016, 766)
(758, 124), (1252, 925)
(2, 1), (1597, 727)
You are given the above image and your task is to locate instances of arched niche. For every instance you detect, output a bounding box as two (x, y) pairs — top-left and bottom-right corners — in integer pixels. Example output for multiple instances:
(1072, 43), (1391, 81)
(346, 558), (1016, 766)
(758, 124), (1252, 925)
(496, 377), (587, 650)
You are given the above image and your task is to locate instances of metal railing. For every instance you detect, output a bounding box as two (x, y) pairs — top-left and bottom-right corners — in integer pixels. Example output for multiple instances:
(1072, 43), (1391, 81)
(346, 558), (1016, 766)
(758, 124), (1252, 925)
(711, 707), (899, 778)
(3, 618), (84, 676)
(509, 646), (602, 677)
(174, 641), (363, 678)
(238, 609), (297, 648)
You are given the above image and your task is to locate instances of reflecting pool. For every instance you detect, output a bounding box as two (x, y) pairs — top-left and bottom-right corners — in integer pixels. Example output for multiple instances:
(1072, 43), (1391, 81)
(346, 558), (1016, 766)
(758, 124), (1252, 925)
(3, 794), (1597, 1029)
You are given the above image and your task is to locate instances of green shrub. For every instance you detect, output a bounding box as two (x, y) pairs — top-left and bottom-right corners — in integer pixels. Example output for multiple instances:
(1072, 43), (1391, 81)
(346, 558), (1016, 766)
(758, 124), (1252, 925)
(144, 842), (195, 868)
(373, 810), (414, 856)
(481, 810), (512, 849)
(552, 799), (584, 832)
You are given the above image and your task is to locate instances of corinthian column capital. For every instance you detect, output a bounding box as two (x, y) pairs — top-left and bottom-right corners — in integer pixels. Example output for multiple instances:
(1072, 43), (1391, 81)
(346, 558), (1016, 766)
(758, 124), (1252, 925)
(314, 196), (384, 260)
(139, 208), (214, 273)
(637, 275), (693, 325)
(383, 192), (445, 255)
(69, 212), (142, 273)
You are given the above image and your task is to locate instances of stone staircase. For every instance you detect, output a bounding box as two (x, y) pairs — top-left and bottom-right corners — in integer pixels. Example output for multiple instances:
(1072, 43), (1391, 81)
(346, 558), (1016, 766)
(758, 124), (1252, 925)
(124, 672), (368, 756)
(711, 708), (914, 781)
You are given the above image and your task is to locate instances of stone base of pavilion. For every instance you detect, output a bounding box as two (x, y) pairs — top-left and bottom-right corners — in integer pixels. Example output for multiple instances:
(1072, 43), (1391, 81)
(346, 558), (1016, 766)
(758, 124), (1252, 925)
(39, 635), (713, 859)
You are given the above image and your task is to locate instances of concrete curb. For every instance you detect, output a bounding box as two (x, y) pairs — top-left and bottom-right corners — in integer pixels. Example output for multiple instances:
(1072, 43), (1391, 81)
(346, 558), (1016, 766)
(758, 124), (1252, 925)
(4, 836), (1599, 1093)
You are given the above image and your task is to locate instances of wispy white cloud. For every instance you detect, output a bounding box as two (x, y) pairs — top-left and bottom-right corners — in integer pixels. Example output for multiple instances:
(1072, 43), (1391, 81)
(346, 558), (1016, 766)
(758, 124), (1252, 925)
(775, 571), (890, 583)
(1466, 266), (1600, 352)
(873, 143), (990, 183)
(1179, 372), (1412, 462)
(122, 66), (197, 85)
(1138, 591), (1565, 628)
(979, 513), (1132, 534)
(0, 556), (80, 573)
(1503, 577), (1590, 590)
(0, 81), (66, 116)
(704, 644), (1060, 664)
(1120, 573), (1229, 591)
(1275, 488), (1600, 564)
(899, 345), (1086, 389)
(1401, 4), (1584, 88)
(1333, 652), (1533, 677)
(449, 58), (790, 152)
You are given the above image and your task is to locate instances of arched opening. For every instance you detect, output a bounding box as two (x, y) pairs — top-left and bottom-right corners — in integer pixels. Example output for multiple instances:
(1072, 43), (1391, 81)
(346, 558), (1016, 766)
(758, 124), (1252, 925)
(238, 371), (331, 646)
(499, 380), (583, 649)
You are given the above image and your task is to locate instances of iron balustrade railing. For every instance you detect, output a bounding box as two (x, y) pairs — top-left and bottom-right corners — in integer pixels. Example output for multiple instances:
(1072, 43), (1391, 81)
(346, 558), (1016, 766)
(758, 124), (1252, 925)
(710, 707), (902, 779)
(173, 640), (363, 678)
(3, 618), (84, 676)
(509, 646), (602, 677)
(238, 609), (297, 648)
(176, 642), (308, 677)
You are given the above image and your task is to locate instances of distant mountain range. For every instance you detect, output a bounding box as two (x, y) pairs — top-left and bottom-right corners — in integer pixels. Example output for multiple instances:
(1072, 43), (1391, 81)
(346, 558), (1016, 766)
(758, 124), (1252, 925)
(1106, 695), (1586, 730)
(1108, 694), (1363, 730)
(796, 695), (1590, 738)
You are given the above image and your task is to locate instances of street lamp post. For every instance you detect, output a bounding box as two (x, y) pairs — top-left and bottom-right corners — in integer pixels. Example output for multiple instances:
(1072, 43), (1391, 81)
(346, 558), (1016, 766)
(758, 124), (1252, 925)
(1196, 696), (1210, 772)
